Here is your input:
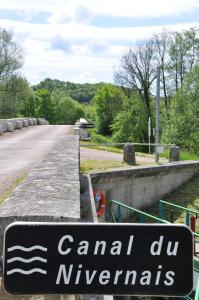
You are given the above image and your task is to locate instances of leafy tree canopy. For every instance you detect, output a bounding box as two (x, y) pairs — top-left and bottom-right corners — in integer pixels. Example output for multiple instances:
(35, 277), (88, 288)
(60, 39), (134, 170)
(33, 78), (104, 103)
(162, 66), (199, 154)
(93, 84), (125, 135)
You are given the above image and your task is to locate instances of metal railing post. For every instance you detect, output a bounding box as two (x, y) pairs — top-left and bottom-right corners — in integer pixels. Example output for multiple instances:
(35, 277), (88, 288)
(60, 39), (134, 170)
(186, 211), (190, 226)
(139, 215), (145, 223)
(111, 200), (170, 224)
(159, 201), (164, 219)
(117, 205), (122, 223)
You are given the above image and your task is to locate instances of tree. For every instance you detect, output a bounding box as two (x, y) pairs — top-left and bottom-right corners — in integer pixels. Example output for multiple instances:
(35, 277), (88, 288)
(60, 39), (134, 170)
(35, 89), (54, 123)
(0, 75), (30, 118)
(54, 96), (84, 125)
(168, 28), (199, 93)
(20, 93), (41, 117)
(33, 78), (103, 103)
(0, 28), (23, 83)
(153, 30), (172, 109)
(162, 66), (199, 154)
(112, 94), (148, 143)
(114, 39), (157, 120)
(93, 84), (124, 135)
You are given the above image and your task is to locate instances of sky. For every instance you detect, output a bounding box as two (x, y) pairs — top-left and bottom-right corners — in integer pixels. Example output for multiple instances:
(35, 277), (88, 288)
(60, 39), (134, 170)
(0, 0), (199, 85)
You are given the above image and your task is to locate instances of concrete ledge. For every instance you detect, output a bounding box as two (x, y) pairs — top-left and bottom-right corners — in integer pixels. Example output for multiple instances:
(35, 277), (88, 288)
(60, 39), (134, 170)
(90, 161), (199, 216)
(0, 118), (47, 135)
(0, 135), (80, 260)
(23, 119), (29, 127)
(33, 118), (37, 125)
(28, 118), (33, 126)
(37, 118), (49, 125)
(80, 174), (98, 223)
(6, 122), (14, 132)
(16, 120), (23, 129)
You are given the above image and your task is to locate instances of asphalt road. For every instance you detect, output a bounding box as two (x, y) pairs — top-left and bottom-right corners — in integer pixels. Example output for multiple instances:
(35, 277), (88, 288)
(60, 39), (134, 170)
(0, 125), (73, 195)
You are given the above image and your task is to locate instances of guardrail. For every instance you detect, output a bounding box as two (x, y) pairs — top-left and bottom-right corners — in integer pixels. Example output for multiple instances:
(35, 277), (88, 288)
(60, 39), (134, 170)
(110, 199), (170, 224)
(81, 142), (175, 147)
(110, 199), (199, 300)
(159, 200), (198, 226)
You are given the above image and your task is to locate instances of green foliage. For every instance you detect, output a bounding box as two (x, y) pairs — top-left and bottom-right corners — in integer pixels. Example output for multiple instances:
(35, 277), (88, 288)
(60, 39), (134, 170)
(21, 93), (41, 117)
(162, 66), (199, 154)
(54, 95), (84, 125)
(84, 103), (96, 123)
(89, 131), (112, 144)
(0, 28), (23, 83)
(160, 149), (199, 160)
(93, 84), (124, 135)
(33, 78), (103, 103)
(112, 96), (148, 143)
(35, 89), (54, 123)
(0, 75), (31, 118)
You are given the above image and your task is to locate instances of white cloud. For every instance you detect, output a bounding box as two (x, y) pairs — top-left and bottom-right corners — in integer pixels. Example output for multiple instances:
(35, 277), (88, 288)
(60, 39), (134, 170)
(82, 0), (199, 18)
(2, 16), (199, 84)
(1, 0), (199, 22)
(71, 71), (97, 83)
(1, 1), (199, 84)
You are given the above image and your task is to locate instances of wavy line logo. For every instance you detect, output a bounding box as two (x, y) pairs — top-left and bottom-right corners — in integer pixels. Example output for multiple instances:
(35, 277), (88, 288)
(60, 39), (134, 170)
(6, 244), (48, 276)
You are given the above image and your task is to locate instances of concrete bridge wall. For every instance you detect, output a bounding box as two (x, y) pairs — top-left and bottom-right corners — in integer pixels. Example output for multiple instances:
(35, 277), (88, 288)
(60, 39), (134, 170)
(0, 117), (48, 134)
(90, 161), (199, 218)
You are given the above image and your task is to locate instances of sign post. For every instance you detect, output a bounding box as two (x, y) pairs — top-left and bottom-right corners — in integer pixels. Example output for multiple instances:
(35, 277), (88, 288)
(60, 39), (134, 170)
(148, 117), (151, 154)
(3, 222), (193, 297)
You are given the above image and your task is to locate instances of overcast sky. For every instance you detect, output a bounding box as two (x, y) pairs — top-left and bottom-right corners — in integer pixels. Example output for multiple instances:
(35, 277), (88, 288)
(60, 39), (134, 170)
(1, 0), (199, 85)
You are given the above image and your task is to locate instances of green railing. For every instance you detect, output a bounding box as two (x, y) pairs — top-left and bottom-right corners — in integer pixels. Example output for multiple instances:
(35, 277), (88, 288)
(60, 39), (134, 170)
(159, 200), (198, 226)
(111, 199), (170, 224)
(111, 199), (199, 300)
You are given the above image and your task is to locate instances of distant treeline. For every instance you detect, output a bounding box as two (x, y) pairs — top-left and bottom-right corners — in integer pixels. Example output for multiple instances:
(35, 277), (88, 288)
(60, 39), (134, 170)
(32, 78), (104, 103)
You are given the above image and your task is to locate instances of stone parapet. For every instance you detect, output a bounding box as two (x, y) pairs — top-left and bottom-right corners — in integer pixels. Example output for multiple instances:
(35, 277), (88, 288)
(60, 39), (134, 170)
(0, 135), (80, 261)
(0, 118), (48, 135)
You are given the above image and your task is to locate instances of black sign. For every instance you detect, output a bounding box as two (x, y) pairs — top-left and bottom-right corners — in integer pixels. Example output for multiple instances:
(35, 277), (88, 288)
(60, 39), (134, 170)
(80, 123), (94, 128)
(3, 222), (193, 296)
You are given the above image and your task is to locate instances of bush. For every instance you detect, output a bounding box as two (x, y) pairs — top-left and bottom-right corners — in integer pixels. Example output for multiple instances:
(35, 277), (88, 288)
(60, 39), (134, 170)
(90, 131), (112, 144)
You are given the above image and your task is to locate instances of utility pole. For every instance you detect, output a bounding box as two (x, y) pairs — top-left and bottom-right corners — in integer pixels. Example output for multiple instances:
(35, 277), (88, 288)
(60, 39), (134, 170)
(155, 66), (160, 163)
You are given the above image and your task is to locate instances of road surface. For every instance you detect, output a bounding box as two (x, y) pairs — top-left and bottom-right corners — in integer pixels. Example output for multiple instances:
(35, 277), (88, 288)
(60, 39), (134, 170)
(0, 125), (73, 195)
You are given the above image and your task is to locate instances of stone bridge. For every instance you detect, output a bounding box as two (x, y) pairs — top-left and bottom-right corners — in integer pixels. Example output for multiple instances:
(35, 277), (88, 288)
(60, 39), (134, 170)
(0, 118), (199, 299)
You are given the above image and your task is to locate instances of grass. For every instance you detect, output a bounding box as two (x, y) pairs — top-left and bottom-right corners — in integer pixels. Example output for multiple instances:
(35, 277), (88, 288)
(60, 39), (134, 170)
(80, 141), (123, 154)
(160, 149), (199, 160)
(80, 160), (128, 173)
(0, 173), (27, 204)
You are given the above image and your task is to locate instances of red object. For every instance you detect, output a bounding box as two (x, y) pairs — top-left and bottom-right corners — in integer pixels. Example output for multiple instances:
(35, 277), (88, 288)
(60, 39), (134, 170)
(93, 190), (106, 217)
(191, 215), (196, 232)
